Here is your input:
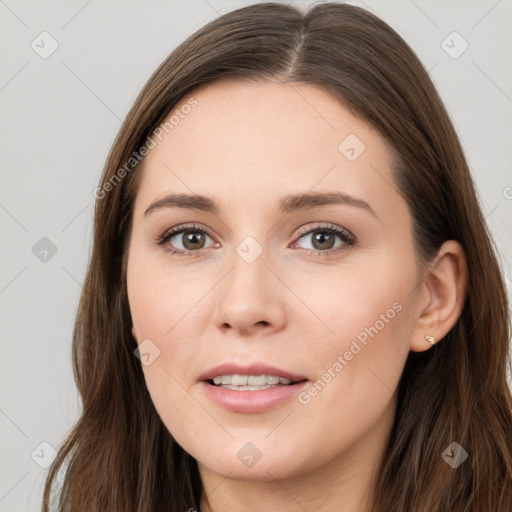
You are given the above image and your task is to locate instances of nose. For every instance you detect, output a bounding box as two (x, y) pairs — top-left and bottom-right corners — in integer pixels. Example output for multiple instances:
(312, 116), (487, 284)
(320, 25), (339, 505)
(211, 247), (287, 338)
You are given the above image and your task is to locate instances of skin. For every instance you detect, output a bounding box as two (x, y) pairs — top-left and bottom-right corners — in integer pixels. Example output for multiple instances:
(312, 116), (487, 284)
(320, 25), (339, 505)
(126, 80), (468, 512)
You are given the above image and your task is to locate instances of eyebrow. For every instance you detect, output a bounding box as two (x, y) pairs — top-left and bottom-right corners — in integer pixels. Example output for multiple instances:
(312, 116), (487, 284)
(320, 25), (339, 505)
(143, 191), (378, 218)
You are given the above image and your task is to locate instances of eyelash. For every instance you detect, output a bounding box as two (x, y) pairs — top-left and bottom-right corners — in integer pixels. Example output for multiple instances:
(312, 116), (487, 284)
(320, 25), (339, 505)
(156, 222), (356, 258)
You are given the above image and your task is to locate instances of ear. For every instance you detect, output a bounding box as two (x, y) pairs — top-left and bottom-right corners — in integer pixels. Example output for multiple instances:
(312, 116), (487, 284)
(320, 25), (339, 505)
(410, 240), (468, 352)
(131, 325), (137, 341)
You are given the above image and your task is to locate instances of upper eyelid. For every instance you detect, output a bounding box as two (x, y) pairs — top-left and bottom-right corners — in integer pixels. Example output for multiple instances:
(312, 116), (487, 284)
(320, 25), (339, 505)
(295, 222), (352, 237)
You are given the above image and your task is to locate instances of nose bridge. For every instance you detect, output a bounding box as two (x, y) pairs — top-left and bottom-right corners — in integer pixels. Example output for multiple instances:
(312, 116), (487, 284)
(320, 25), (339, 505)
(211, 230), (286, 335)
(226, 234), (272, 301)
(222, 209), (271, 278)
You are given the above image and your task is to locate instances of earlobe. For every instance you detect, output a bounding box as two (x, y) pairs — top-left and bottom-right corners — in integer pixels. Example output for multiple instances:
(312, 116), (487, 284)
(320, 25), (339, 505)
(410, 240), (468, 352)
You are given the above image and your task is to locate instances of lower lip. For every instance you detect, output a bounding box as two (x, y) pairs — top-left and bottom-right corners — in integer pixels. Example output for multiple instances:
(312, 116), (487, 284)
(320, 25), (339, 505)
(200, 380), (309, 413)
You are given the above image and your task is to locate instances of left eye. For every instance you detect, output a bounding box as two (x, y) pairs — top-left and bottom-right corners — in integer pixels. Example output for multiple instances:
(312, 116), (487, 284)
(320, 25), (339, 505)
(294, 229), (344, 252)
(292, 225), (355, 253)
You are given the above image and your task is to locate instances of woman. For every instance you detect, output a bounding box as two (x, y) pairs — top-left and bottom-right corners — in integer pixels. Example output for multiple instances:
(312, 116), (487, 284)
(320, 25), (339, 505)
(42, 3), (512, 511)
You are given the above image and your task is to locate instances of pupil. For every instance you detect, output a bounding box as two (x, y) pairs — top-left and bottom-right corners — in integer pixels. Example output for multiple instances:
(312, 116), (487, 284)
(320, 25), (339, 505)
(183, 231), (205, 250)
(312, 231), (334, 250)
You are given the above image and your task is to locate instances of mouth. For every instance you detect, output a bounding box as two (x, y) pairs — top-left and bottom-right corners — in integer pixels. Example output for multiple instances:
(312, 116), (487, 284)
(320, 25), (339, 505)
(200, 369), (310, 413)
(206, 374), (308, 391)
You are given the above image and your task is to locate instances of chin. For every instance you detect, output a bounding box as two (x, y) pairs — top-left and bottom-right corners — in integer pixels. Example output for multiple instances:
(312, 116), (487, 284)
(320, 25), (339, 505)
(192, 438), (314, 481)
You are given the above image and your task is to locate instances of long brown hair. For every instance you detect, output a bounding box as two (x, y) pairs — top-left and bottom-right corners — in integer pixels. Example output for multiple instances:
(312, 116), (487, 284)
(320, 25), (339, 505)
(42, 3), (512, 511)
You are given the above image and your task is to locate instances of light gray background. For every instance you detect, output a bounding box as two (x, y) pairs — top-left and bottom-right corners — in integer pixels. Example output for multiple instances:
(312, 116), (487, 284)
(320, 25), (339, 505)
(1, 0), (511, 510)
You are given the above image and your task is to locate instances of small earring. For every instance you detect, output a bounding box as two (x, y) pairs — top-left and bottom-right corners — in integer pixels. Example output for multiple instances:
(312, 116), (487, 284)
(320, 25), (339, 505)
(425, 335), (436, 345)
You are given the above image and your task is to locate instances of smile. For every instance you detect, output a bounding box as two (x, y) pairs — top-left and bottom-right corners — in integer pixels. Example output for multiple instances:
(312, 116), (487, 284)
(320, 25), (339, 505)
(210, 374), (298, 390)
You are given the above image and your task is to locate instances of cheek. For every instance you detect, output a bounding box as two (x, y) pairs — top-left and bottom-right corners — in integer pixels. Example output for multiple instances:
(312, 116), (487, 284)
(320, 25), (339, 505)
(286, 278), (413, 472)
(293, 253), (416, 416)
(127, 258), (210, 449)
(127, 250), (216, 415)
(293, 250), (416, 351)
(127, 247), (210, 345)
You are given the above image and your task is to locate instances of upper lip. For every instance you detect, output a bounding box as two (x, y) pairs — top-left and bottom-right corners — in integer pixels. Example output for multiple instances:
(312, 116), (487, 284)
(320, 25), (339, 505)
(199, 363), (308, 383)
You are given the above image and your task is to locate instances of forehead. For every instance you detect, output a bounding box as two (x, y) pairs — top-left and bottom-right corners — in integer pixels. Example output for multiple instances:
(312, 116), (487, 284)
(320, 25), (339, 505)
(134, 80), (399, 219)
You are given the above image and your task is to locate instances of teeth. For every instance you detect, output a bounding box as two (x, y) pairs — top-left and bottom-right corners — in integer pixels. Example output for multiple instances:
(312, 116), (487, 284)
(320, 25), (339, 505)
(219, 384), (275, 391)
(231, 374), (247, 386)
(211, 374), (296, 386)
(248, 375), (267, 385)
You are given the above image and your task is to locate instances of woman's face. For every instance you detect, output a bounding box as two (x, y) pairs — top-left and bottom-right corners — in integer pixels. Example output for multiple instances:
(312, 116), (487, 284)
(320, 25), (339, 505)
(127, 80), (424, 482)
